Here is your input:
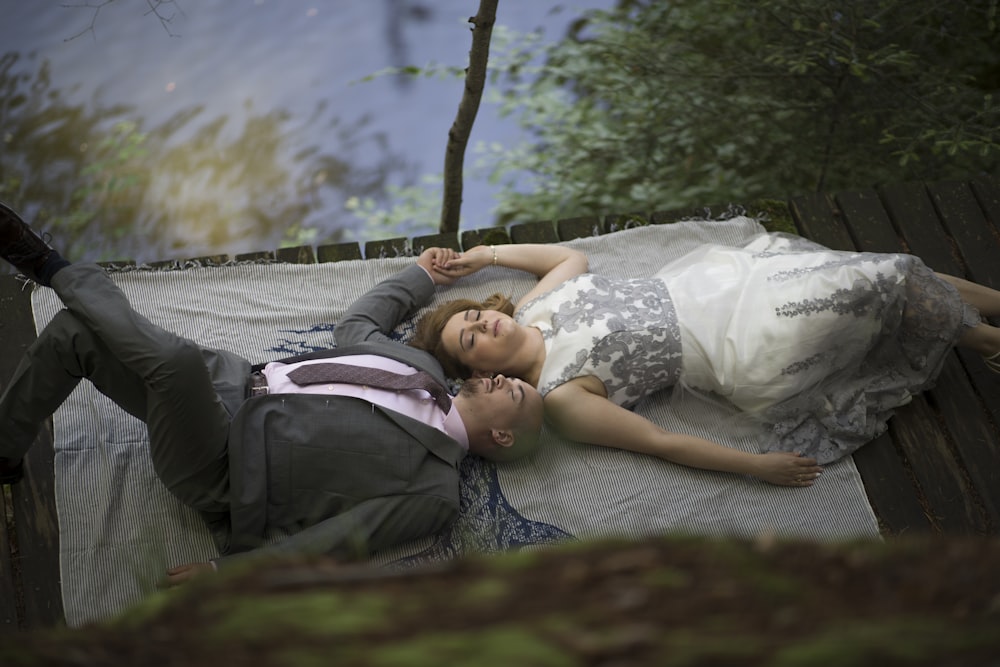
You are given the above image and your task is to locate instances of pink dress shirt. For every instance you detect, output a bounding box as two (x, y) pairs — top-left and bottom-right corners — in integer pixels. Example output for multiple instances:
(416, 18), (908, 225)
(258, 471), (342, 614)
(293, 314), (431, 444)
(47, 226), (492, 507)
(262, 354), (469, 450)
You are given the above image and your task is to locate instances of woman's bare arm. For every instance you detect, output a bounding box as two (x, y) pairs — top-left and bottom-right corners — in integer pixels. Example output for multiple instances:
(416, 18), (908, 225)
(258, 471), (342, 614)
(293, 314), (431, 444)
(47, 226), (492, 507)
(440, 244), (588, 309)
(544, 377), (823, 487)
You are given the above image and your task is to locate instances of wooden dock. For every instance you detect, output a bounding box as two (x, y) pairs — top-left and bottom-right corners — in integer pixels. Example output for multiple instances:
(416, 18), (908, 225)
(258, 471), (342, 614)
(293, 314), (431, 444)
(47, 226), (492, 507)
(2, 176), (999, 631)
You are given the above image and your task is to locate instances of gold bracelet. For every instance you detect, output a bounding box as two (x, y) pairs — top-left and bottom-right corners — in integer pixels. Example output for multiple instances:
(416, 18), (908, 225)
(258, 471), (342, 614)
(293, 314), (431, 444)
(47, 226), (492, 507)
(491, 245), (497, 266)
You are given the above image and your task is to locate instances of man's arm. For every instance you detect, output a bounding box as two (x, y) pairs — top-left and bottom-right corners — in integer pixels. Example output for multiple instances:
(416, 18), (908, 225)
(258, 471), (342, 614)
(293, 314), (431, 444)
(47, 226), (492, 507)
(219, 493), (457, 567)
(165, 492), (458, 584)
(335, 248), (458, 347)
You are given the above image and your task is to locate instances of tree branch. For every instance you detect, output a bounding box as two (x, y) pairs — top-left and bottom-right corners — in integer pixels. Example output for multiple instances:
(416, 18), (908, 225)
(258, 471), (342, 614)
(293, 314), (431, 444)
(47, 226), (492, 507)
(62, 0), (183, 42)
(439, 0), (497, 234)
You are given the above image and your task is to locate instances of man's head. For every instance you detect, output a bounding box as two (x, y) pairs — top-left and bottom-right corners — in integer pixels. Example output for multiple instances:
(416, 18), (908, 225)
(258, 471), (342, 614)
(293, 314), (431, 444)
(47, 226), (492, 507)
(453, 374), (543, 462)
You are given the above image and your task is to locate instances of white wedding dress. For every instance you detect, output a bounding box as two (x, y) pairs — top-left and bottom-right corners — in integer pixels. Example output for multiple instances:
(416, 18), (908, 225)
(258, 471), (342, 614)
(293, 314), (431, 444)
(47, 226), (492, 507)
(516, 233), (979, 463)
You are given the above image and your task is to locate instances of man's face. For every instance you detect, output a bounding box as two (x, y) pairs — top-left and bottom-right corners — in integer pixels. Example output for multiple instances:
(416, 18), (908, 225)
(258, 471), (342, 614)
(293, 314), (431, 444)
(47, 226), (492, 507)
(459, 374), (544, 434)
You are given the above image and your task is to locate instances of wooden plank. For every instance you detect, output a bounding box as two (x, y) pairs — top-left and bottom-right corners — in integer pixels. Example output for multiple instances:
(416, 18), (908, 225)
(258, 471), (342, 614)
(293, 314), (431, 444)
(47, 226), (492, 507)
(788, 191), (928, 532)
(888, 396), (989, 533)
(834, 190), (901, 252)
(364, 238), (409, 259)
(927, 180), (1000, 530)
(275, 245), (316, 264)
(235, 250), (277, 263)
(883, 181), (1000, 531)
(970, 175), (1000, 233)
(603, 212), (649, 233)
(411, 233), (460, 253)
(649, 209), (686, 225)
(510, 221), (559, 245)
(460, 227), (510, 250)
(877, 182), (962, 274)
(788, 193), (855, 250)
(0, 276), (64, 628)
(316, 243), (362, 263)
(927, 352), (1000, 530)
(556, 215), (603, 241)
(928, 181), (1000, 288)
(1, 485), (19, 631)
(850, 433), (933, 535)
(184, 254), (230, 266)
(838, 185), (998, 534)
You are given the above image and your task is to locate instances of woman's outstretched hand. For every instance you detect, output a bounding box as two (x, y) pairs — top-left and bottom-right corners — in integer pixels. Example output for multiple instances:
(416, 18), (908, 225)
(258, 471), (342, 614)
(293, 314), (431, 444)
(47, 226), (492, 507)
(755, 451), (824, 487)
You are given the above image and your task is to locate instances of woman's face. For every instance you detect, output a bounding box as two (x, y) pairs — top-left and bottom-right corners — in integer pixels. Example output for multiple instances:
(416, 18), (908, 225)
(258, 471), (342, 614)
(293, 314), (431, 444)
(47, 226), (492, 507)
(441, 308), (520, 375)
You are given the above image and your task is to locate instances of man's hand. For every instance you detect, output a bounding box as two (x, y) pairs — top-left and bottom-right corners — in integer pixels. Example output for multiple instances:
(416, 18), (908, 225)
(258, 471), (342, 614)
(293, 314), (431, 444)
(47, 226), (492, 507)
(417, 247), (463, 286)
(164, 561), (215, 587)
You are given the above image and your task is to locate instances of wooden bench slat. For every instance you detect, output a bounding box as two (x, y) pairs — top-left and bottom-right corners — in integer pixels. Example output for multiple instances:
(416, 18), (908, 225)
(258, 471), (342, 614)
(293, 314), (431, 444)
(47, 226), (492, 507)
(1, 486), (20, 631)
(556, 215), (604, 241)
(881, 182), (1000, 531)
(850, 434), (933, 534)
(928, 181), (1000, 288)
(970, 175), (1000, 233)
(411, 233), (461, 253)
(510, 221), (559, 245)
(788, 190), (928, 533)
(460, 227), (510, 251)
(788, 194), (855, 250)
(316, 243), (363, 263)
(889, 395), (990, 533)
(833, 190), (902, 252)
(364, 238), (409, 259)
(836, 187), (1000, 533)
(878, 182), (962, 274)
(0, 277), (64, 629)
(927, 353), (1000, 530)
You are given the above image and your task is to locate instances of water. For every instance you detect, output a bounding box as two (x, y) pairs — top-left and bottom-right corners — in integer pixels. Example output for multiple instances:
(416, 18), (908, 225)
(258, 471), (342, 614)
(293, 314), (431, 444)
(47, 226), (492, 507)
(0, 0), (614, 263)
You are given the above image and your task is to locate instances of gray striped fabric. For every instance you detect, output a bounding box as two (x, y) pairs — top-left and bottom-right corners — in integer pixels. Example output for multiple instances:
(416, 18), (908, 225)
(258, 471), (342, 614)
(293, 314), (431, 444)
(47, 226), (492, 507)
(31, 217), (879, 627)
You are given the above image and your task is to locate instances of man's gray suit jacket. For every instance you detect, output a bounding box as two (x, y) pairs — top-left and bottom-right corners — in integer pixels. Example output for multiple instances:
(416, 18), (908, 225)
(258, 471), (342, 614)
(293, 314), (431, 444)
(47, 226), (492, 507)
(219, 264), (465, 565)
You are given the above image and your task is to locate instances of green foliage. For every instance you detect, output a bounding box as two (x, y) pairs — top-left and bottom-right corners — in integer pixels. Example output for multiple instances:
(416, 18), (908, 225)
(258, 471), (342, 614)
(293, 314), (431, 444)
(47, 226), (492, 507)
(481, 0), (1000, 225)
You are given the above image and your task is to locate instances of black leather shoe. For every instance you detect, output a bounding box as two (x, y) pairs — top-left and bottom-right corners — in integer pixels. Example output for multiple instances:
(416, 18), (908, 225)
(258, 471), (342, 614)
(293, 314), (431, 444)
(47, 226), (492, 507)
(0, 202), (54, 283)
(0, 457), (24, 485)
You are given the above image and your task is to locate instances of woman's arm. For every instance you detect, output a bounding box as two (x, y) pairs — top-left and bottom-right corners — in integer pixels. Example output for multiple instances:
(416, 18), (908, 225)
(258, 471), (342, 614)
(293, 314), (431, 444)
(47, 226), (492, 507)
(544, 377), (824, 487)
(441, 244), (588, 309)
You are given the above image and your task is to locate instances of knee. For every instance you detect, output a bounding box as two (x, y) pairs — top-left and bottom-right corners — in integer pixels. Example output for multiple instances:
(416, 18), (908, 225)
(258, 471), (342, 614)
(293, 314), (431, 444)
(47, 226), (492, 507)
(31, 309), (98, 359)
(148, 338), (208, 385)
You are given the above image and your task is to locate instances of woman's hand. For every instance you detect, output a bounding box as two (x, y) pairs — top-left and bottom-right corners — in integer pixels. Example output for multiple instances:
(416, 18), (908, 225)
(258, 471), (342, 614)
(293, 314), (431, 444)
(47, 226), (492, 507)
(754, 452), (824, 487)
(438, 245), (494, 277)
(417, 247), (463, 286)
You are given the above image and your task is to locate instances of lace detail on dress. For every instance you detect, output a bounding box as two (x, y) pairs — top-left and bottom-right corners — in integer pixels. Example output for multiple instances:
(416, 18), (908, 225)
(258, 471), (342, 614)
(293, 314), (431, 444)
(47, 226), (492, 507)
(754, 254), (979, 463)
(516, 274), (683, 407)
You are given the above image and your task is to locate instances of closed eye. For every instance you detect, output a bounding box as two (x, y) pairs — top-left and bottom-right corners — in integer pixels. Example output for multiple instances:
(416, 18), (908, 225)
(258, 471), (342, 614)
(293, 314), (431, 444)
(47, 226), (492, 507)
(460, 310), (481, 351)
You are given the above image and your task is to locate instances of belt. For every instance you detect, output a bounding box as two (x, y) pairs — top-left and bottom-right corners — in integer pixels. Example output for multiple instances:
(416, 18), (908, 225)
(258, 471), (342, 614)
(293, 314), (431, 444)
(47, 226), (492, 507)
(248, 371), (269, 397)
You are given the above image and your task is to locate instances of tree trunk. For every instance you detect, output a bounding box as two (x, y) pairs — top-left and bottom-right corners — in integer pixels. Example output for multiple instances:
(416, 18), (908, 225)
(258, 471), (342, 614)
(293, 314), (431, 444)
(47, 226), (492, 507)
(439, 0), (498, 234)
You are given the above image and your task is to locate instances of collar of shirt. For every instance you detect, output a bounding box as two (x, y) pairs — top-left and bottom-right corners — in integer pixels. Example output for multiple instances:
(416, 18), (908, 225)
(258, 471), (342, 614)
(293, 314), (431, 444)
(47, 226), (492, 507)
(261, 354), (469, 450)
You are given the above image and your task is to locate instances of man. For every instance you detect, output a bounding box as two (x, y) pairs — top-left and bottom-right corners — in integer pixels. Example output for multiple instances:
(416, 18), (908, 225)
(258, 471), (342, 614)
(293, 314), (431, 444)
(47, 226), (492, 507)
(0, 203), (544, 582)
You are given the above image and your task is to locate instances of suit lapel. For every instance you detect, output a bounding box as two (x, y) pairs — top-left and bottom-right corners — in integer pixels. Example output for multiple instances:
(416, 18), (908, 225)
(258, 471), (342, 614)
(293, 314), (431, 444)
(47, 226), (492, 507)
(372, 404), (466, 469)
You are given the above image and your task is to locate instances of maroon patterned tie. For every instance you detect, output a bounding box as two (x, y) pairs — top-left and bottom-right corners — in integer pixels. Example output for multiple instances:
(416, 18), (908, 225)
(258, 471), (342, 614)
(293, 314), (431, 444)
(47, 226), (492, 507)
(286, 362), (452, 412)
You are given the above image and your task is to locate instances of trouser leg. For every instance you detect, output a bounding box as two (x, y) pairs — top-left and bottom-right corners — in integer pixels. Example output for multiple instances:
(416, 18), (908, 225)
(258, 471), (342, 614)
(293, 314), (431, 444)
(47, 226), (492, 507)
(42, 264), (248, 512)
(0, 309), (146, 460)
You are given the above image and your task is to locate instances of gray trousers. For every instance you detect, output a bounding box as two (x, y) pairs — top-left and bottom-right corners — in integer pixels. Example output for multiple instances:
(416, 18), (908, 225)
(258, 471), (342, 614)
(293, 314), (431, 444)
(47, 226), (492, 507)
(0, 263), (250, 513)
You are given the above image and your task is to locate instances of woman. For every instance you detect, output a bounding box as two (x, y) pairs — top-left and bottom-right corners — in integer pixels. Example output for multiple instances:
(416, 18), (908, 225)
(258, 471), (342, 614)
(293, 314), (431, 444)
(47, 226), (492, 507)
(411, 230), (1000, 487)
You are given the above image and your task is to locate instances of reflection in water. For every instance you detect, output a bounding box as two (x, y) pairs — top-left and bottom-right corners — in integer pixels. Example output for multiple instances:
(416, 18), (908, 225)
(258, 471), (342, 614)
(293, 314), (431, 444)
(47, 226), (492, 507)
(0, 1), (613, 266)
(0, 51), (415, 264)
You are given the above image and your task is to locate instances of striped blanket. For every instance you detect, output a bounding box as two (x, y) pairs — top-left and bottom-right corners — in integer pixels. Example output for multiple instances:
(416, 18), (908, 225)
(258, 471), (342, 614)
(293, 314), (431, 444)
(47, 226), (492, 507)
(31, 216), (880, 626)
